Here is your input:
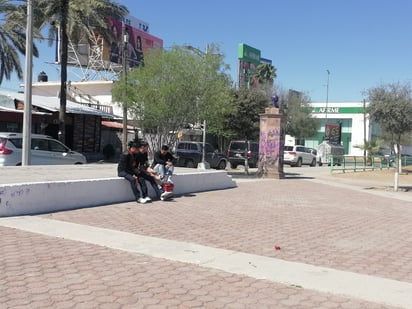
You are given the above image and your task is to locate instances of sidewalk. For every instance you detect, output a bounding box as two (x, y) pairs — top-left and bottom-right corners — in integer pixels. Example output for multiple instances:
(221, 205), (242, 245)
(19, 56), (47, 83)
(1, 166), (412, 308)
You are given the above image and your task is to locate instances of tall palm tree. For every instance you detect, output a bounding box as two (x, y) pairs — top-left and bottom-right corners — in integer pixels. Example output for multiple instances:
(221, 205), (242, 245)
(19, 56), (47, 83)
(253, 63), (277, 86)
(11, 0), (128, 143)
(43, 0), (128, 143)
(0, 0), (39, 85)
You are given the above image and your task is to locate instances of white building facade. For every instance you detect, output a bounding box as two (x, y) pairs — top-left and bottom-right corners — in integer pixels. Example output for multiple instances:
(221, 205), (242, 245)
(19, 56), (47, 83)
(305, 102), (371, 156)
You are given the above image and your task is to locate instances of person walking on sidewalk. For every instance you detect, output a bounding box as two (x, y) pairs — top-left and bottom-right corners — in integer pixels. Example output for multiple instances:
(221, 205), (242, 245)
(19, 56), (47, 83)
(117, 141), (147, 204)
(151, 145), (175, 181)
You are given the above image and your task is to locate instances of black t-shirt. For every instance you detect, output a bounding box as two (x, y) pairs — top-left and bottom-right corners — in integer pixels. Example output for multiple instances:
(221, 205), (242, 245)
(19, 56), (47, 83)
(135, 151), (149, 170)
(151, 150), (176, 168)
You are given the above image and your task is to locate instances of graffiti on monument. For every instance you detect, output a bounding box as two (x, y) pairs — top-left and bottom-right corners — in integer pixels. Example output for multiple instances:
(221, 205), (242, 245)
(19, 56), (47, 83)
(259, 126), (281, 172)
(259, 128), (280, 158)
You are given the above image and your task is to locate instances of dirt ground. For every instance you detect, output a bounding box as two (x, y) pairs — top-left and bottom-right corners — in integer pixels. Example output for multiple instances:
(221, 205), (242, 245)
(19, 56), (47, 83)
(330, 167), (412, 189)
(333, 167), (410, 179)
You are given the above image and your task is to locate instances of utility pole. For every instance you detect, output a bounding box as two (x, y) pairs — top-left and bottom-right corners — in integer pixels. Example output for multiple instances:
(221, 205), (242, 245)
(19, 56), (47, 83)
(122, 24), (129, 152)
(363, 99), (366, 158)
(22, 0), (33, 166)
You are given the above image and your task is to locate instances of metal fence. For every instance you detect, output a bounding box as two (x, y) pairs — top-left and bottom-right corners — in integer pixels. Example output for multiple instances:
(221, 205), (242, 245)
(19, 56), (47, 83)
(329, 155), (393, 173)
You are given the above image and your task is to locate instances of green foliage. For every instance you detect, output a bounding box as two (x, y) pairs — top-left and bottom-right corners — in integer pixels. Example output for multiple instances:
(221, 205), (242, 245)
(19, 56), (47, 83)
(0, 1), (40, 84)
(223, 63), (277, 141)
(223, 88), (268, 140)
(279, 90), (319, 140)
(366, 82), (412, 172)
(26, 0), (128, 46)
(112, 44), (233, 149)
(357, 139), (382, 155)
(253, 63), (277, 87)
(357, 139), (382, 164)
(366, 82), (412, 143)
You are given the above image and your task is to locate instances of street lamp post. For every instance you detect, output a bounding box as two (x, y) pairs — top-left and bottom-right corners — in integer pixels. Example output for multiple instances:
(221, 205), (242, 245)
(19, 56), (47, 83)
(183, 45), (211, 169)
(201, 119), (207, 160)
(324, 69), (330, 140)
(122, 24), (129, 152)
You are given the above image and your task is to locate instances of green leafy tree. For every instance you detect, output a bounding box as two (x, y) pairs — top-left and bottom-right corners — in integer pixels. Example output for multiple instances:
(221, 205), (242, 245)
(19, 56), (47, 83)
(279, 90), (319, 143)
(0, 0), (39, 84)
(10, 1), (128, 142)
(366, 82), (412, 184)
(224, 87), (268, 141)
(223, 63), (277, 141)
(112, 44), (233, 150)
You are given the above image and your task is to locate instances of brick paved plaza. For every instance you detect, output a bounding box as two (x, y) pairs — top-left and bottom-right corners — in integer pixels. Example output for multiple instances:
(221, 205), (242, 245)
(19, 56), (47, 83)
(1, 167), (412, 308)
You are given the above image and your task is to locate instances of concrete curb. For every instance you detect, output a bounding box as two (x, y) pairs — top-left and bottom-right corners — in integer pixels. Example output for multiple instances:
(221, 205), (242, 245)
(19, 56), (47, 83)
(0, 169), (236, 217)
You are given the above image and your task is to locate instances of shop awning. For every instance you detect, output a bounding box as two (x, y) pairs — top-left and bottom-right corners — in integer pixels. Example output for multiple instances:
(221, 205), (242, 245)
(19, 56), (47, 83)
(0, 105), (50, 115)
(101, 121), (135, 130)
(0, 90), (121, 118)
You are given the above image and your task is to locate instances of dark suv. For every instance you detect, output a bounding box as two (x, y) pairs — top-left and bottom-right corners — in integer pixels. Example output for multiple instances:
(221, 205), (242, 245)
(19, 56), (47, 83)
(174, 141), (228, 169)
(226, 140), (259, 169)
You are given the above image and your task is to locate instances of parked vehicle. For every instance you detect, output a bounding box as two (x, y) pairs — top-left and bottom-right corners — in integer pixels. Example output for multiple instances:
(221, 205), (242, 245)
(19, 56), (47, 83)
(309, 148), (317, 157)
(317, 141), (344, 166)
(226, 140), (259, 169)
(0, 132), (87, 166)
(283, 145), (317, 167)
(174, 141), (228, 169)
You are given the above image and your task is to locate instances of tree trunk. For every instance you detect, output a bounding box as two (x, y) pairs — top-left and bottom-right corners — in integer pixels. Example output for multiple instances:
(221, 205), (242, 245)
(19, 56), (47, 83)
(394, 143), (401, 192)
(58, 0), (69, 144)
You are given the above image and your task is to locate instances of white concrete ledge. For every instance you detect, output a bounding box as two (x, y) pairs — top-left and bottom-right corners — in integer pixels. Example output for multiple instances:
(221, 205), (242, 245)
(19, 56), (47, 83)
(0, 170), (236, 217)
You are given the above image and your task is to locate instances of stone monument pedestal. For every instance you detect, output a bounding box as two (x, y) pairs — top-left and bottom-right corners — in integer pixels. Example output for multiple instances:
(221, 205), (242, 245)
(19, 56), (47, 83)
(258, 107), (284, 179)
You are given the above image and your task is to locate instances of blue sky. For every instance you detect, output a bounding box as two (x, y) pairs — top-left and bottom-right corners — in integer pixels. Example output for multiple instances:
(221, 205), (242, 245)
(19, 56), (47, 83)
(2, 0), (412, 103)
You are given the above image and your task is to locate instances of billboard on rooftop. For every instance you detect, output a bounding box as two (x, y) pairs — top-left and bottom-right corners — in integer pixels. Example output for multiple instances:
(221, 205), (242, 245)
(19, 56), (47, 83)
(237, 43), (261, 88)
(57, 14), (163, 70)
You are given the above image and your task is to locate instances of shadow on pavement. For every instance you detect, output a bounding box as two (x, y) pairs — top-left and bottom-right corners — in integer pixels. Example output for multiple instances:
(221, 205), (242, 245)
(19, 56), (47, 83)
(227, 170), (314, 180)
(282, 172), (315, 180)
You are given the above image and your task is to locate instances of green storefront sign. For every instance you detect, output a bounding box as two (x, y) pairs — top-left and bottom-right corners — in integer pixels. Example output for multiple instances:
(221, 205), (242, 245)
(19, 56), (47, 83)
(311, 107), (365, 114)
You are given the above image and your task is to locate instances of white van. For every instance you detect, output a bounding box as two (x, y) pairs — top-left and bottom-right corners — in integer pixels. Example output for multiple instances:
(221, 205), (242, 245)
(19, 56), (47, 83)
(0, 132), (87, 166)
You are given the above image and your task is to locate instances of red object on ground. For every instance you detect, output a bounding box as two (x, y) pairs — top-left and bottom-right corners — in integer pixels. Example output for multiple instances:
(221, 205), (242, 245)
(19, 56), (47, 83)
(274, 245), (281, 250)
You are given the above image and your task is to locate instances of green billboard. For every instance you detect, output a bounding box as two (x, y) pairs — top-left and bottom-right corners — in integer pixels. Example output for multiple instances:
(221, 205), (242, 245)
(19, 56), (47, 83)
(238, 43), (261, 64)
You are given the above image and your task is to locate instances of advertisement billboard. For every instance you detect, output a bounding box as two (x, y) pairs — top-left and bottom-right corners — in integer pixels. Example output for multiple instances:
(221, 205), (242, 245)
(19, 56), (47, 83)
(260, 57), (272, 64)
(325, 123), (341, 143)
(237, 43), (261, 88)
(103, 16), (163, 68)
(62, 14), (163, 70)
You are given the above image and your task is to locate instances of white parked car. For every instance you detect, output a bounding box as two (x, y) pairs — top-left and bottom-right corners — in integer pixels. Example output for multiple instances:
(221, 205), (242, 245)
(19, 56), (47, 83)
(0, 132), (87, 166)
(283, 145), (317, 167)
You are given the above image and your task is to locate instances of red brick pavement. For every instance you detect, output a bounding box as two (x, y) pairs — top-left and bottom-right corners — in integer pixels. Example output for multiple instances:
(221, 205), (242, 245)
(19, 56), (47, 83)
(1, 178), (411, 308)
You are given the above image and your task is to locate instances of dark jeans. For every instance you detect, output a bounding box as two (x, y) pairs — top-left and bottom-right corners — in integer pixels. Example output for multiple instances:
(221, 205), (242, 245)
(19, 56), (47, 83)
(138, 172), (162, 198)
(118, 171), (145, 200)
